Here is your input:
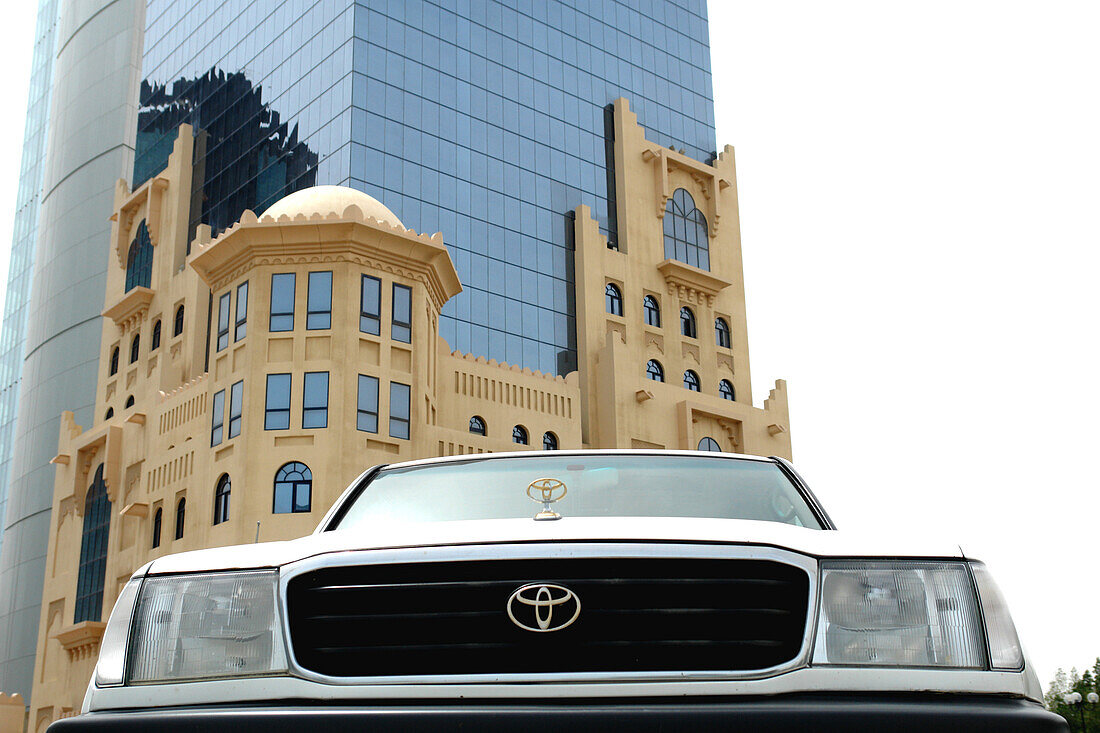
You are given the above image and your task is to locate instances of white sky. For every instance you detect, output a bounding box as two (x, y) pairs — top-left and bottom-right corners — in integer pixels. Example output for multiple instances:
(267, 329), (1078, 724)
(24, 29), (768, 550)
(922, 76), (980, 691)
(710, 1), (1100, 687)
(0, 0), (1095, 693)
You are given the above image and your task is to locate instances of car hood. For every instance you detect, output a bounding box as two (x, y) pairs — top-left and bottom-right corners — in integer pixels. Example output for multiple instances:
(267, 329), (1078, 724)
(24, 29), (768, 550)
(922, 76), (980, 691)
(146, 516), (967, 575)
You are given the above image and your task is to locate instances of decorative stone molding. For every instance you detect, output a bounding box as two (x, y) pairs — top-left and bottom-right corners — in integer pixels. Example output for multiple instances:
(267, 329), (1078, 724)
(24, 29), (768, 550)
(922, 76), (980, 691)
(102, 287), (154, 333)
(641, 144), (732, 238)
(657, 259), (732, 308)
(111, 175), (169, 268)
(53, 622), (106, 663)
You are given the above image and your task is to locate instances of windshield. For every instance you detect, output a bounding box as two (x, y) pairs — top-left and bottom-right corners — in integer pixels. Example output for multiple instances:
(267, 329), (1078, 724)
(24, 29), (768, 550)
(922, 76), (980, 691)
(331, 454), (822, 530)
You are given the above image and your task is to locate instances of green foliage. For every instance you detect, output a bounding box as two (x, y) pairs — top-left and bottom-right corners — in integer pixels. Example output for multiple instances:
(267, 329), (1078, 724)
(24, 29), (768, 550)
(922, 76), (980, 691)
(1048, 660), (1100, 732)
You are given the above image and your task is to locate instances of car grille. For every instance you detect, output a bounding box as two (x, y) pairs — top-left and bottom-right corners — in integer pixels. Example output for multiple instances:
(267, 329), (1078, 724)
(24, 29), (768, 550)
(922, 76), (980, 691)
(285, 557), (810, 677)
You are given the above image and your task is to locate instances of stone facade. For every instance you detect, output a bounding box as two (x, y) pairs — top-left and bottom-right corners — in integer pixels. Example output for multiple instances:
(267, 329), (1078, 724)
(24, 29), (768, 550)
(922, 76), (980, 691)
(25, 98), (791, 727)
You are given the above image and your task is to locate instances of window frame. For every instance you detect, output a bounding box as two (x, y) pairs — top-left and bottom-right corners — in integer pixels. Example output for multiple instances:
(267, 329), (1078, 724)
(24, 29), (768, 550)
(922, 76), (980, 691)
(173, 305), (185, 337)
(646, 359), (664, 382)
(605, 282), (623, 316)
(235, 281), (249, 341)
(151, 320), (161, 351)
(210, 389), (225, 446)
(391, 283), (412, 343)
(715, 317), (731, 349)
(360, 274), (381, 335)
(389, 381), (411, 439)
(306, 271), (333, 330)
(228, 380), (243, 438)
(357, 374), (379, 433)
(174, 497), (186, 540)
(273, 462), (313, 514)
(512, 425), (529, 445)
(264, 373), (292, 430)
(643, 295), (661, 327)
(269, 273), (296, 332)
(684, 370), (701, 392)
(216, 291), (231, 351)
(302, 371), (329, 429)
(129, 334), (140, 364)
(680, 306), (697, 338)
(213, 474), (231, 525)
(543, 431), (558, 450)
(719, 379), (735, 401)
(469, 415), (487, 436)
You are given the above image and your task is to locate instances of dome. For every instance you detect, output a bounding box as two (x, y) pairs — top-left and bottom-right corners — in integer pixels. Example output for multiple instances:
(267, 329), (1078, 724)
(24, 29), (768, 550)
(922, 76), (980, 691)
(262, 185), (403, 228)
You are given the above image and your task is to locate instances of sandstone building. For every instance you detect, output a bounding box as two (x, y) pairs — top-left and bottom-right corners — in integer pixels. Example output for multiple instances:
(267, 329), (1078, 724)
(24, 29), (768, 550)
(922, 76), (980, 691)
(26, 99), (791, 727)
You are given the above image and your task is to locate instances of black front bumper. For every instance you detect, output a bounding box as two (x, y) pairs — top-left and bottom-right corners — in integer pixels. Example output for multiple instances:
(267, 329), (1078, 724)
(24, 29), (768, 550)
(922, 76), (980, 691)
(49, 695), (1067, 732)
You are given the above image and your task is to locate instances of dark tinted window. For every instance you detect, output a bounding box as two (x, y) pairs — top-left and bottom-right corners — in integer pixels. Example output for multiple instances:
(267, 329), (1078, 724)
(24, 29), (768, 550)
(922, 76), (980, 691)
(274, 462), (312, 514)
(235, 281), (248, 341)
(125, 221), (153, 292)
(663, 188), (710, 271)
(357, 374), (379, 433)
(213, 474), (230, 525)
(264, 373), (291, 430)
(228, 380), (243, 437)
(307, 271), (332, 330)
(360, 275), (381, 335)
(303, 372), (329, 428)
(210, 389), (225, 446)
(217, 291), (231, 351)
(270, 273), (295, 331)
(392, 283), (412, 342)
(605, 283), (622, 316)
(74, 465), (111, 623)
(389, 382), (410, 439)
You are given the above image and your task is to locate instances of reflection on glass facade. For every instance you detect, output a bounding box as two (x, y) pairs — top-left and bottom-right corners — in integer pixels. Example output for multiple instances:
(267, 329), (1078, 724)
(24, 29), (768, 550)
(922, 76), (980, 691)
(137, 0), (715, 375)
(0, 0), (58, 559)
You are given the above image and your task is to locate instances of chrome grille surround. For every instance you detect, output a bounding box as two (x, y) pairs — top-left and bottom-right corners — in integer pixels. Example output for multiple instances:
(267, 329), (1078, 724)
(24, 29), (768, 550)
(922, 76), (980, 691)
(278, 542), (818, 685)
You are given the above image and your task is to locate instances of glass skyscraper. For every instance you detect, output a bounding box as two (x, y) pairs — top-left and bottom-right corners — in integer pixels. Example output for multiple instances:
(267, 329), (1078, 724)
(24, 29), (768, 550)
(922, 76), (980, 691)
(0, 0), (716, 702)
(136, 0), (715, 376)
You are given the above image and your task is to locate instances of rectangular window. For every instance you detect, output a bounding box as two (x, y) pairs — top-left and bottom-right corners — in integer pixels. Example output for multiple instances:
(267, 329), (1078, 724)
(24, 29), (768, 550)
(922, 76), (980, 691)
(303, 371), (329, 428)
(210, 389), (225, 446)
(235, 281), (248, 341)
(392, 283), (411, 342)
(307, 271), (332, 330)
(360, 275), (381, 335)
(389, 381), (410, 439)
(264, 373), (291, 430)
(357, 374), (379, 433)
(269, 273), (295, 331)
(228, 380), (243, 438)
(216, 292), (231, 351)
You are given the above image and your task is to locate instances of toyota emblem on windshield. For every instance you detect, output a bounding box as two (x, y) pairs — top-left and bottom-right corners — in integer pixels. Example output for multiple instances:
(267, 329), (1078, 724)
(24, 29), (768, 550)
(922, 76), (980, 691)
(506, 583), (581, 633)
(526, 478), (567, 521)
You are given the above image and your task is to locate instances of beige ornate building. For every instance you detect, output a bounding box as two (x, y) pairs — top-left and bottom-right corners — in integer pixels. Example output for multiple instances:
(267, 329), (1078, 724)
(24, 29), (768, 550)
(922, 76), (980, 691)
(24, 98), (791, 728)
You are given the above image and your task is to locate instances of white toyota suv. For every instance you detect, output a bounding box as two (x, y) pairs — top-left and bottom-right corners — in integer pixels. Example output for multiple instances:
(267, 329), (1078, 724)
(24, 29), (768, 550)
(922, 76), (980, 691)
(56, 451), (1066, 732)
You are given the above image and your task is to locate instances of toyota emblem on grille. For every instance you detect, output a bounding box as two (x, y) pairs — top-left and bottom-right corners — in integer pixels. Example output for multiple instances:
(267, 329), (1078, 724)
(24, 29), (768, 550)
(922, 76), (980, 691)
(507, 583), (581, 632)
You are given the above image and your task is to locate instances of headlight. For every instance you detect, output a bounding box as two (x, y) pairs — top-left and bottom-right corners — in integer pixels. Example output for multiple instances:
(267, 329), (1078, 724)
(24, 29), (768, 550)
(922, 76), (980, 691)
(127, 570), (287, 683)
(812, 561), (985, 668)
(94, 576), (143, 686)
(970, 562), (1024, 670)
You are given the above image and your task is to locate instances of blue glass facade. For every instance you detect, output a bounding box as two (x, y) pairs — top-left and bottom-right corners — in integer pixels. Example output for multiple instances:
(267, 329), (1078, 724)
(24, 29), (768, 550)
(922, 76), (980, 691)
(0, 0), (58, 562)
(136, 0), (715, 377)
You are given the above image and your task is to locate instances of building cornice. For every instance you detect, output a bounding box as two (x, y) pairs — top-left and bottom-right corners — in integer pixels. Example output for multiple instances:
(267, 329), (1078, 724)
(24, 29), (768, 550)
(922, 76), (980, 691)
(188, 207), (462, 312)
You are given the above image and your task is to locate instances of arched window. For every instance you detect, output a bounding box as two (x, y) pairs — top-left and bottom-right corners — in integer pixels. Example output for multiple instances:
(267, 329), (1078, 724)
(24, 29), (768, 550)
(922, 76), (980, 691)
(543, 431), (558, 450)
(684, 370), (700, 391)
(75, 465), (111, 623)
(643, 295), (661, 327)
(274, 462), (312, 514)
(715, 317), (731, 348)
(174, 498), (186, 540)
(129, 334), (140, 364)
(124, 395), (135, 408)
(125, 220), (153, 292)
(719, 379), (735, 401)
(605, 283), (623, 316)
(646, 359), (664, 382)
(151, 320), (162, 351)
(513, 425), (529, 445)
(469, 416), (487, 436)
(173, 305), (185, 337)
(109, 347), (119, 376)
(663, 188), (710, 270)
(213, 474), (231, 525)
(151, 507), (162, 549)
(104, 408), (114, 420)
(698, 437), (722, 452)
(680, 307), (697, 338)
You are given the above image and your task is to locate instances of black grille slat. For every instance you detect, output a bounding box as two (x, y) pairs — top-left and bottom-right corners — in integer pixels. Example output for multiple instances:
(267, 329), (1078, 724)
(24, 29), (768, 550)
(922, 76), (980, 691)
(287, 558), (809, 677)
